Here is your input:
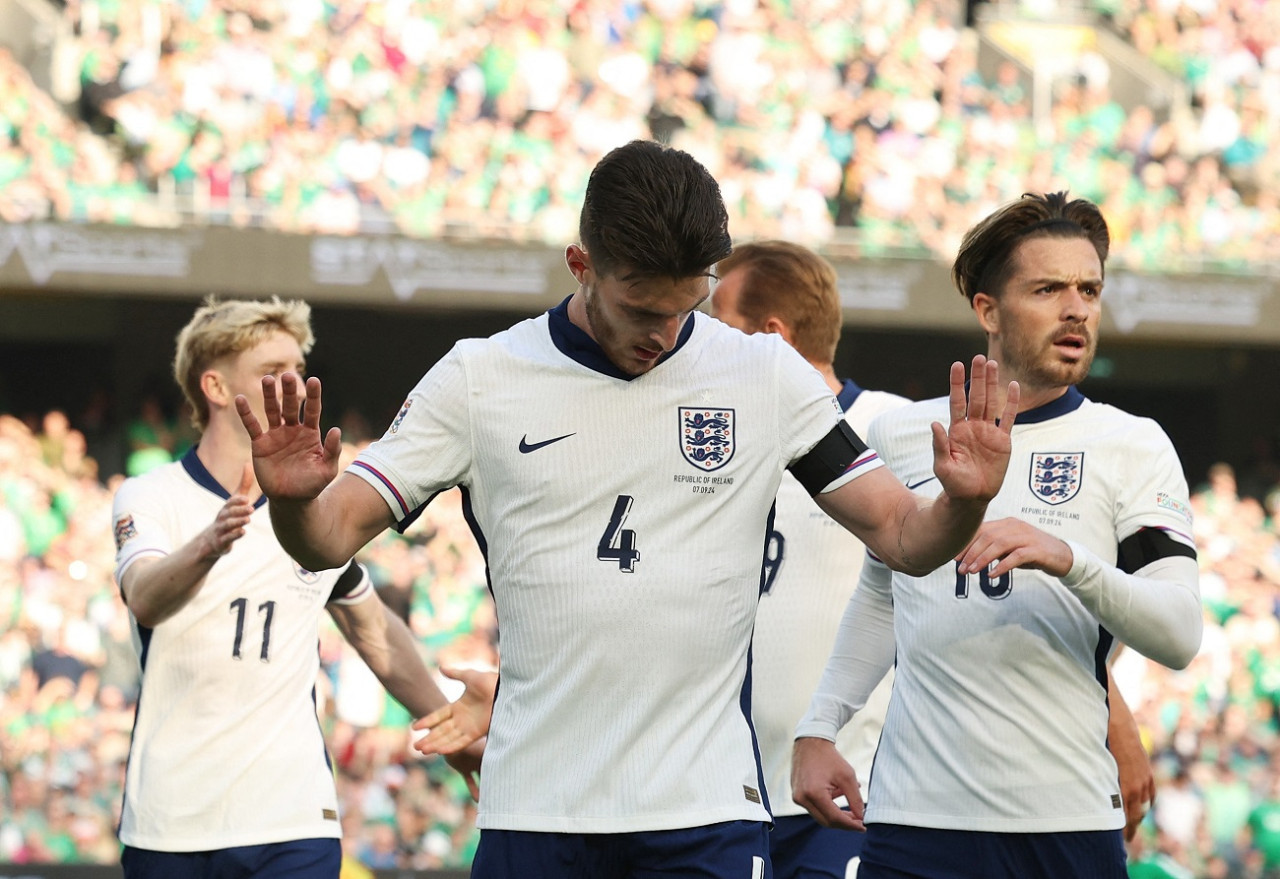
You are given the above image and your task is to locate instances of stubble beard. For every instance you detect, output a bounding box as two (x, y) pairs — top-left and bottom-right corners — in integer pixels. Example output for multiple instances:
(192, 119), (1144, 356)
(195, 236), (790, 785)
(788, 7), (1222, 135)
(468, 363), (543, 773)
(1004, 328), (1096, 394)
(584, 283), (646, 376)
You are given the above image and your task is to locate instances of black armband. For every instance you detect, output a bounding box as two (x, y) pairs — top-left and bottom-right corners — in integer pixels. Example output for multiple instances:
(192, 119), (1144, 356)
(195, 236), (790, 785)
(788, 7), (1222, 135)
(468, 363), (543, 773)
(328, 561), (368, 602)
(788, 420), (870, 496)
(1117, 527), (1197, 574)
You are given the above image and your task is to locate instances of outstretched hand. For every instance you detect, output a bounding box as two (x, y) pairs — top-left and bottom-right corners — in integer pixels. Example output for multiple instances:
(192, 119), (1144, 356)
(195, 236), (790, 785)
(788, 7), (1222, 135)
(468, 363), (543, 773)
(411, 667), (498, 757)
(930, 356), (1019, 505)
(235, 373), (342, 503)
(198, 464), (257, 561)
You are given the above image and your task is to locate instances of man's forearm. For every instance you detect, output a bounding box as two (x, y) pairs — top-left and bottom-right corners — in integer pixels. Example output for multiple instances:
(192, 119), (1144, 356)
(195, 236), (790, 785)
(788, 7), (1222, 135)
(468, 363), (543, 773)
(268, 495), (353, 571)
(894, 492), (987, 576)
(123, 543), (221, 627)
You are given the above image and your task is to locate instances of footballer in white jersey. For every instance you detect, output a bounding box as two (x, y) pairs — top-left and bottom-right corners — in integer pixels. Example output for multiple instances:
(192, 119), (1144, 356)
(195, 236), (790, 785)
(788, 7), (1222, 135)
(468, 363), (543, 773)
(112, 449), (371, 851)
(350, 300), (883, 835)
(799, 388), (1199, 836)
(752, 380), (908, 810)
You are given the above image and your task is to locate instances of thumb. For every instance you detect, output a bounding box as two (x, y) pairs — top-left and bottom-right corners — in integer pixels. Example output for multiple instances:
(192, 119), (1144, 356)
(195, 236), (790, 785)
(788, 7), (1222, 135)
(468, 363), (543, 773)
(237, 463), (256, 499)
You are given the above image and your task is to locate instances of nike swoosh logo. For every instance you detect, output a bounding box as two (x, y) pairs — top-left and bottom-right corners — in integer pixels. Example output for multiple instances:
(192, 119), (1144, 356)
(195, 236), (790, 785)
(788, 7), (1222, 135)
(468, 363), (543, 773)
(906, 476), (938, 490)
(519, 433), (576, 453)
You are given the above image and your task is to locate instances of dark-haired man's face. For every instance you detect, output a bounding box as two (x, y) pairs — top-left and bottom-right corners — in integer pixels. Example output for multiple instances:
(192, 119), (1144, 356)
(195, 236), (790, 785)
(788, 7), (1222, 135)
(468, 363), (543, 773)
(580, 270), (709, 378)
(584, 271), (709, 376)
(976, 236), (1102, 404)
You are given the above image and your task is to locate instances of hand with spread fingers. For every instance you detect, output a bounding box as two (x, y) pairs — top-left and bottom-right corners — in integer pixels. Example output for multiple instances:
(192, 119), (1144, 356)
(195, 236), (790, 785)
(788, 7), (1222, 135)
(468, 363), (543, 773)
(930, 355), (1020, 507)
(235, 372), (342, 503)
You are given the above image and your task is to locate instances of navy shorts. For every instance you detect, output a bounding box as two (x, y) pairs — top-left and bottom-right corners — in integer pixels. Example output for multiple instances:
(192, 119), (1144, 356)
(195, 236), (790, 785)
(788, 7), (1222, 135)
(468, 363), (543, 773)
(471, 820), (773, 879)
(770, 813), (866, 879)
(858, 824), (1126, 879)
(121, 837), (341, 879)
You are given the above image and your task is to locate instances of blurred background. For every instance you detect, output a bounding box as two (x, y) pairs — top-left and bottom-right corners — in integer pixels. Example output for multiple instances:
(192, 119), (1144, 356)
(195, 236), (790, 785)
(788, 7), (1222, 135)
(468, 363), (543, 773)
(1, 0), (1278, 875)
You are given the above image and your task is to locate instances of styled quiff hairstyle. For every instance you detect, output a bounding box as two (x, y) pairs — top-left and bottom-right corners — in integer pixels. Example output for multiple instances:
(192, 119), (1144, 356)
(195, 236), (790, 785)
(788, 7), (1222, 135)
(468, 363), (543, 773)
(715, 240), (842, 365)
(952, 192), (1111, 303)
(173, 296), (314, 431)
(579, 139), (733, 279)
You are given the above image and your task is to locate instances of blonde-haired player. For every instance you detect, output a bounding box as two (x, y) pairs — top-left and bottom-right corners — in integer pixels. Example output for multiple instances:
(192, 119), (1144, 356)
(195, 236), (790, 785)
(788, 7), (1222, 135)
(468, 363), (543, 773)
(112, 297), (488, 879)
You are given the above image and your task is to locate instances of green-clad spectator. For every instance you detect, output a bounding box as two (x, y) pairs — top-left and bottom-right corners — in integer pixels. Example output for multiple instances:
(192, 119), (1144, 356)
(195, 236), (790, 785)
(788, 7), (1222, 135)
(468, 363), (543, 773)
(1202, 760), (1254, 851)
(1249, 777), (1280, 878)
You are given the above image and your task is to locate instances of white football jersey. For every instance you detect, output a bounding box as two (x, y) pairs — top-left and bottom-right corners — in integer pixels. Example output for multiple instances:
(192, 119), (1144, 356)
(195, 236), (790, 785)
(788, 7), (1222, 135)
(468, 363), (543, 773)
(112, 451), (353, 850)
(751, 381), (908, 816)
(351, 305), (882, 833)
(850, 388), (1195, 832)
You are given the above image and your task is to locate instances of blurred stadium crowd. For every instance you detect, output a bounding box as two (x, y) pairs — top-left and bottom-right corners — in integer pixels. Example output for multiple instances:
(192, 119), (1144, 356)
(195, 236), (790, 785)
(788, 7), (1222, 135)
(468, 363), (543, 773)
(1, 0), (1279, 270)
(2, 400), (1280, 877)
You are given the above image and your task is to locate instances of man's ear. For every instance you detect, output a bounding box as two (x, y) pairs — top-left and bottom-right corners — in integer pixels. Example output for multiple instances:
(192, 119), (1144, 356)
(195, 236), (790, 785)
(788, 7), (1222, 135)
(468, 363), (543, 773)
(972, 293), (999, 336)
(565, 244), (591, 284)
(761, 315), (794, 345)
(200, 369), (229, 409)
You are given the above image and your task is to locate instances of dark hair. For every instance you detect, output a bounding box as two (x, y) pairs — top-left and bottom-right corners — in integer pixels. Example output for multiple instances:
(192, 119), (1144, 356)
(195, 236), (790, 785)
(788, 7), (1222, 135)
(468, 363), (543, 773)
(716, 240), (842, 365)
(579, 140), (732, 279)
(952, 192), (1111, 303)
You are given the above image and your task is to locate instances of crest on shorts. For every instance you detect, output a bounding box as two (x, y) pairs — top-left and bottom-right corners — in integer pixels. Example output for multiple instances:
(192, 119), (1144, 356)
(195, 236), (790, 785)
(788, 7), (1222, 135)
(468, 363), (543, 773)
(679, 407), (735, 472)
(1029, 452), (1083, 505)
(389, 398), (412, 435)
(113, 514), (138, 549)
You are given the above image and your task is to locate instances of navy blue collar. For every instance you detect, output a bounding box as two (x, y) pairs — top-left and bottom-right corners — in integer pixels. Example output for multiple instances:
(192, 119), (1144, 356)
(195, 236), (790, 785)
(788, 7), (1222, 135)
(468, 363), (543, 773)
(181, 446), (267, 509)
(836, 378), (863, 413)
(547, 296), (696, 381)
(1015, 385), (1086, 424)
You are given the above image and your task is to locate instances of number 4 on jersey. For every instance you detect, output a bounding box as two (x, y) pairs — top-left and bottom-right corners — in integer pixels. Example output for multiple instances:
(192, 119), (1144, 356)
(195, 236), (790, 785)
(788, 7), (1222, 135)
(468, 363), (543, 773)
(598, 495), (640, 572)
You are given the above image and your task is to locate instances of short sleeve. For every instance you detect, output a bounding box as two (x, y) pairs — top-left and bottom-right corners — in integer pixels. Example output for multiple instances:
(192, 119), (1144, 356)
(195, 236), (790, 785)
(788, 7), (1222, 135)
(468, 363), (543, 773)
(775, 341), (844, 467)
(1114, 420), (1196, 550)
(112, 476), (173, 582)
(350, 344), (474, 524)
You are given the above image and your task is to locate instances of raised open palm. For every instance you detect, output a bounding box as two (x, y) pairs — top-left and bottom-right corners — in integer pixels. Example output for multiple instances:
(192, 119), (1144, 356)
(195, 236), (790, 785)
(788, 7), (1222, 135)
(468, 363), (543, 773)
(930, 355), (1020, 505)
(235, 372), (343, 503)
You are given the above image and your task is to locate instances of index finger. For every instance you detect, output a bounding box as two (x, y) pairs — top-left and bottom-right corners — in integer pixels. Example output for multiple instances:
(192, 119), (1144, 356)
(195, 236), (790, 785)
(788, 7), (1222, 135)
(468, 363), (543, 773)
(235, 463), (254, 499)
(235, 395), (263, 440)
(412, 704), (453, 732)
(947, 360), (967, 424)
(302, 376), (324, 431)
(1000, 380), (1020, 434)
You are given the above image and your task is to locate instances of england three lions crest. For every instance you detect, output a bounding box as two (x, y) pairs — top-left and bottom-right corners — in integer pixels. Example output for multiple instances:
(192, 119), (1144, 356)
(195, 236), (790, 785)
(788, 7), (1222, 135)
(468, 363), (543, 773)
(1030, 452), (1083, 505)
(680, 407), (735, 472)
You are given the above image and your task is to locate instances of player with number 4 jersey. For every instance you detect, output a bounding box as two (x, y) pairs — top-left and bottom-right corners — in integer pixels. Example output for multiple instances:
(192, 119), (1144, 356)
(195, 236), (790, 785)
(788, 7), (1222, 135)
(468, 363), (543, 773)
(240, 141), (1019, 879)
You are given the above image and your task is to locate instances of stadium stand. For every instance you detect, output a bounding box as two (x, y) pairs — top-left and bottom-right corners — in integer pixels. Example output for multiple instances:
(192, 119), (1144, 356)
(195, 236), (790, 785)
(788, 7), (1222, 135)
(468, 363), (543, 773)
(0, 0), (1277, 269)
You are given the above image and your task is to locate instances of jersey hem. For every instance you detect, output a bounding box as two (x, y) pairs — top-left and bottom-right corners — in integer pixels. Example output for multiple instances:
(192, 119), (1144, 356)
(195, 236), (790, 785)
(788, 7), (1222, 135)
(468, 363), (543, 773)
(476, 804), (772, 833)
(119, 825), (342, 851)
(865, 809), (1124, 833)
